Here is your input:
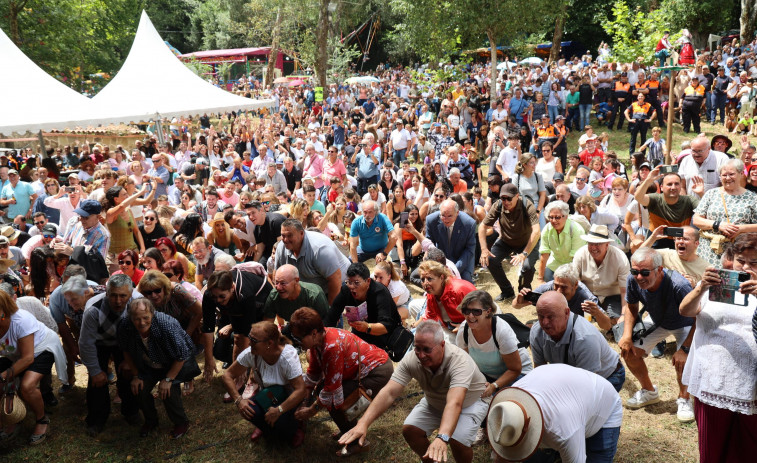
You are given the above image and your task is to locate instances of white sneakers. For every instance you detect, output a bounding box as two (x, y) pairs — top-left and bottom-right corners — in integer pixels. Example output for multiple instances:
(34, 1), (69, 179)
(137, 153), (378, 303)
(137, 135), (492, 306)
(625, 386), (661, 409)
(676, 397), (695, 423)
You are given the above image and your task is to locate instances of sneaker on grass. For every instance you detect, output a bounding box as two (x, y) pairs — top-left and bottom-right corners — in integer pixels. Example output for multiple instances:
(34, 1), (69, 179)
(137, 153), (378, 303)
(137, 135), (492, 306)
(626, 386), (661, 409)
(676, 397), (695, 423)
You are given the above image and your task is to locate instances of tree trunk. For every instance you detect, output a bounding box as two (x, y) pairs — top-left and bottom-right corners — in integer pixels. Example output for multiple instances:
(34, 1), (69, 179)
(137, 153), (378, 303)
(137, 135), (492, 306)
(487, 29), (498, 99)
(549, 2), (567, 65)
(264, 8), (282, 88)
(8, 0), (29, 45)
(315, 0), (331, 88)
(742, 0), (757, 45)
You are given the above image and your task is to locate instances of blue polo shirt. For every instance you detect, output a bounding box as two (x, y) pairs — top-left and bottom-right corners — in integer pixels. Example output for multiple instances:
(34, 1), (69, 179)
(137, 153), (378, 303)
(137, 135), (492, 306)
(626, 269), (694, 330)
(350, 213), (393, 253)
(1, 181), (35, 219)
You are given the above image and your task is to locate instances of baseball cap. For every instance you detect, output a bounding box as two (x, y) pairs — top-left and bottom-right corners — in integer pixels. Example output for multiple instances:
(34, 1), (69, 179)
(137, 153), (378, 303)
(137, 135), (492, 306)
(500, 183), (519, 199)
(195, 158), (208, 166)
(41, 224), (57, 235)
(73, 199), (102, 217)
(553, 172), (565, 182)
(0, 236), (8, 245)
(639, 162), (652, 170)
(555, 115), (566, 121)
(7, 169), (18, 175)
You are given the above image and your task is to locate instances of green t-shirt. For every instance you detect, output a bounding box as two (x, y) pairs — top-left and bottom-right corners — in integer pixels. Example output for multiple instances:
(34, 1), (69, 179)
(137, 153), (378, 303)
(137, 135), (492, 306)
(565, 91), (580, 106)
(646, 193), (699, 229)
(263, 281), (330, 321)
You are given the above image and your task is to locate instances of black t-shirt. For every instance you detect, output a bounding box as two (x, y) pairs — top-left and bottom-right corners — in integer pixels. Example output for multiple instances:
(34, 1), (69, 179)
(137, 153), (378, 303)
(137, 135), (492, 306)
(182, 163), (209, 186)
(283, 166), (302, 193)
(199, 115), (210, 129)
(253, 213), (286, 259)
(578, 83), (593, 105)
(326, 280), (401, 350)
(350, 112), (364, 127)
(201, 269), (273, 333)
(139, 223), (167, 249)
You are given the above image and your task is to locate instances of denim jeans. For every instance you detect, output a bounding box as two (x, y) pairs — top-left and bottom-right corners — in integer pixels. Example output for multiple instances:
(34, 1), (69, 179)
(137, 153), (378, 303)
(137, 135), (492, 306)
(711, 92), (728, 124)
(548, 105), (560, 124)
(579, 104), (592, 129)
(567, 107), (580, 130)
(605, 363), (626, 392)
(392, 148), (407, 166)
(585, 426), (621, 463)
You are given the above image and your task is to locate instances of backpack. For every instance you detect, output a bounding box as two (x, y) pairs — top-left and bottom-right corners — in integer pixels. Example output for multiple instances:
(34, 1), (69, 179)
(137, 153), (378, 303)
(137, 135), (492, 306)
(463, 313), (531, 350)
(70, 245), (109, 285)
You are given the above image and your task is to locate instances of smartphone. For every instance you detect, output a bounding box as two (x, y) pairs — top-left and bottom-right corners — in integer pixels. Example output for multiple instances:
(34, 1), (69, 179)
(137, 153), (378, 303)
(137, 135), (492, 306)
(399, 212), (409, 228)
(65, 186), (75, 193)
(524, 291), (543, 304)
(709, 269), (750, 306)
(663, 227), (684, 237)
(659, 165), (679, 174)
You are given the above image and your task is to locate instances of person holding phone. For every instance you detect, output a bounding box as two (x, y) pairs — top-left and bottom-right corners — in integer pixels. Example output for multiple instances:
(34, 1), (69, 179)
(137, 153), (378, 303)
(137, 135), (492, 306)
(679, 233), (757, 462)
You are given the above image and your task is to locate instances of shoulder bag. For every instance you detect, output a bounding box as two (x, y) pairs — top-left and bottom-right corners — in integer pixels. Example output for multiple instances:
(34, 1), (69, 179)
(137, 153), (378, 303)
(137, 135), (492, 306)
(338, 339), (372, 422)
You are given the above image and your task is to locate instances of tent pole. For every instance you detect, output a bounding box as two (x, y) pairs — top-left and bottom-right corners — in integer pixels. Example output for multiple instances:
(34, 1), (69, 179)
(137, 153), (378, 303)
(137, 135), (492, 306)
(37, 130), (47, 159)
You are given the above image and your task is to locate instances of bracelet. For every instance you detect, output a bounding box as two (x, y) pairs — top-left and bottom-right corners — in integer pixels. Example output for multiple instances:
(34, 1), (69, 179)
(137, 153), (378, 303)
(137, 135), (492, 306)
(400, 259), (406, 264)
(278, 405), (284, 414)
(234, 396), (243, 406)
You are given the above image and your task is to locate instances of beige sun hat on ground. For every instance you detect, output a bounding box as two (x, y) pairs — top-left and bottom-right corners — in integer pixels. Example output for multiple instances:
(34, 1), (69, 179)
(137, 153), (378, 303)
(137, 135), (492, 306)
(487, 387), (544, 462)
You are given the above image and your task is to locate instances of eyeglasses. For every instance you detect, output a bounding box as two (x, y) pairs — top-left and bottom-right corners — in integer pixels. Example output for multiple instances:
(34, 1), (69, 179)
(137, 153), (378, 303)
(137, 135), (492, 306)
(547, 215), (565, 221)
(164, 273), (175, 279)
(345, 279), (365, 287)
(141, 288), (162, 296)
(576, 177), (587, 181)
(630, 268), (653, 276)
(118, 260), (132, 266)
(461, 307), (483, 316)
(413, 345), (436, 354)
(144, 216), (156, 221)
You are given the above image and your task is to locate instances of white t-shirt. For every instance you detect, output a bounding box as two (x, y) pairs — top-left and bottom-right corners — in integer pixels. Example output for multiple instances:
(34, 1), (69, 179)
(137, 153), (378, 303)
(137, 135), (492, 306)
(386, 279), (411, 307)
(390, 129), (412, 150)
(513, 364), (623, 463)
(237, 343), (303, 388)
(0, 309), (48, 360)
(496, 147), (519, 178)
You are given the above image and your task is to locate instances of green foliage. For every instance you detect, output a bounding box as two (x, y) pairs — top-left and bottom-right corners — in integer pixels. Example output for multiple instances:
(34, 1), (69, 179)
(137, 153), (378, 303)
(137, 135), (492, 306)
(327, 37), (361, 84)
(659, 0), (736, 42)
(602, 0), (669, 64)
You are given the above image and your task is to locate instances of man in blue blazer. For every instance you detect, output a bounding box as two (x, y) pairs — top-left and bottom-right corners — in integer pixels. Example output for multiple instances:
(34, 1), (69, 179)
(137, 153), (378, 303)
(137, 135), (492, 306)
(425, 199), (477, 282)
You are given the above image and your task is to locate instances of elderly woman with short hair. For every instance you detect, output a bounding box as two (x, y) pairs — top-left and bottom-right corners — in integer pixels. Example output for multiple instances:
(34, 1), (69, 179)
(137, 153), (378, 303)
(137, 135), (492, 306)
(538, 200), (587, 282)
(693, 158), (757, 266)
(137, 271), (202, 343)
(117, 298), (198, 438)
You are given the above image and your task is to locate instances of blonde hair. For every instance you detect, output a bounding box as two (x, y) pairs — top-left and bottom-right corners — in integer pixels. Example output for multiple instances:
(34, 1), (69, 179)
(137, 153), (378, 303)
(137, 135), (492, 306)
(418, 260), (451, 281)
(515, 153), (536, 175)
(289, 198), (310, 222)
(375, 261), (400, 281)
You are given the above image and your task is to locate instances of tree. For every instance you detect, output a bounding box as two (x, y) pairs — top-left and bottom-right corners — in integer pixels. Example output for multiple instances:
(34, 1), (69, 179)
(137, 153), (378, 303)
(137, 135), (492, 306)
(603, 0), (670, 64)
(741, 0), (757, 44)
(659, 0), (736, 48)
(549, 0), (569, 64)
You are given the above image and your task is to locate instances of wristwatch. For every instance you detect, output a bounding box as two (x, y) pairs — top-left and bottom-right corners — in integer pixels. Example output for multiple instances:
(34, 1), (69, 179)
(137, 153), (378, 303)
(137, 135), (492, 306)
(492, 380), (500, 390)
(164, 377), (174, 383)
(712, 221), (720, 232)
(521, 251), (528, 257)
(680, 346), (690, 354)
(366, 324), (372, 334)
(436, 434), (450, 443)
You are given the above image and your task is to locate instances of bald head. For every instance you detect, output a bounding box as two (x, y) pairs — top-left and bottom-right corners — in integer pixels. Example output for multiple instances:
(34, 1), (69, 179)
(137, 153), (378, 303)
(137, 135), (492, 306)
(439, 200), (459, 227)
(276, 264), (299, 281)
(535, 290), (571, 341)
(273, 264), (301, 300)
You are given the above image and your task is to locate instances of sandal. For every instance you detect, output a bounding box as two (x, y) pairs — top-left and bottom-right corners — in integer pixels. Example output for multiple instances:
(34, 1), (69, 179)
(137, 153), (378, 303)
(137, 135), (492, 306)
(336, 440), (371, 457)
(0, 425), (21, 442)
(29, 415), (50, 446)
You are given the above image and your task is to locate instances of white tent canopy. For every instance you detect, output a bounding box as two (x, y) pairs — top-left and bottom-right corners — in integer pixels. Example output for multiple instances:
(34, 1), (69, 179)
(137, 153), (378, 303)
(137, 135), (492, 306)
(91, 11), (274, 125)
(0, 28), (98, 135)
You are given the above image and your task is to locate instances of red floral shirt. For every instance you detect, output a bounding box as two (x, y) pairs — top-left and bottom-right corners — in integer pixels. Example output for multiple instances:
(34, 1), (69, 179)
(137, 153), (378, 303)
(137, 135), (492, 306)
(305, 328), (388, 410)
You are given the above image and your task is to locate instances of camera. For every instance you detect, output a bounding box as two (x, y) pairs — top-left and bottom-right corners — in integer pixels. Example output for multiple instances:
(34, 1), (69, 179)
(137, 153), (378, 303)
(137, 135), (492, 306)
(662, 227), (684, 237)
(524, 291), (543, 304)
(659, 165), (678, 174)
(495, 136), (501, 142)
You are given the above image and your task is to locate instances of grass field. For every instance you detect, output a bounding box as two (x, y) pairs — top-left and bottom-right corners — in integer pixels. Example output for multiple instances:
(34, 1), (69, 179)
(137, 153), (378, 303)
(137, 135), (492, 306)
(1, 116), (736, 462)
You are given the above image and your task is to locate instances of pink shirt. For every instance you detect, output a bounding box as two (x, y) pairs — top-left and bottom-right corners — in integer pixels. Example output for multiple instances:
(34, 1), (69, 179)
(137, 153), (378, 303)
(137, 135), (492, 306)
(304, 154), (325, 189)
(322, 158), (346, 184)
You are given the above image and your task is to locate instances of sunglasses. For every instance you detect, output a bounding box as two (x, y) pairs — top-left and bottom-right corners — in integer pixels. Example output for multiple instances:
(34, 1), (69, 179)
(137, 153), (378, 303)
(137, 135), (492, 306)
(34, 221), (46, 226)
(141, 288), (162, 296)
(118, 260), (133, 266)
(143, 216), (156, 221)
(43, 234), (55, 239)
(630, 268), (653, 276)
(461, 307), (483, 316)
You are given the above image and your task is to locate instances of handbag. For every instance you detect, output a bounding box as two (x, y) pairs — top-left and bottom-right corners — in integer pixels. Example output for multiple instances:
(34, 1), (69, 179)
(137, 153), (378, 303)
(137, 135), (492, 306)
(1, 376), (25, 425)
(385, 325), (414, 362)
(251, 357), (289, 412)
(337, 340), (372, 422)
(702, 188), (733, 254)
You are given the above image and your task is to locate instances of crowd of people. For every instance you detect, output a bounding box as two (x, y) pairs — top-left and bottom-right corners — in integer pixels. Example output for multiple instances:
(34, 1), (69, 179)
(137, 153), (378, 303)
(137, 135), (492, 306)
(1, 40), (757, 463)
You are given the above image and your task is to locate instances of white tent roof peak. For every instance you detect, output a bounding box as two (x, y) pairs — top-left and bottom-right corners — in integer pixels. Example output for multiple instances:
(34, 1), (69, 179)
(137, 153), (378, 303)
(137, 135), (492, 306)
(0, 27), (98, 135)
(91, 10), (273, 124)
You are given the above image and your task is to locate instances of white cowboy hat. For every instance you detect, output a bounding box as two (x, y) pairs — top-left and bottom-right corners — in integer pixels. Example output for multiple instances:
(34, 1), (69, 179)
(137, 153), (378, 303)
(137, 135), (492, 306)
(580, 224), (614, 244)
(488, 387), (544, 461)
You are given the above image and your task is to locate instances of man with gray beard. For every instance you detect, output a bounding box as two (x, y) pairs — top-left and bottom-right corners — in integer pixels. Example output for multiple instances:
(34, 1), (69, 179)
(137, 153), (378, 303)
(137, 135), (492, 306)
(192, 237), (221, 290)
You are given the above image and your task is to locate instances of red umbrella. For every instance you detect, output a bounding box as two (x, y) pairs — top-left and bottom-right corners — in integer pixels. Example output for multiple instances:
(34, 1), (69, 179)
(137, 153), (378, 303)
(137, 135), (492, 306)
(288, 79), (305, 87)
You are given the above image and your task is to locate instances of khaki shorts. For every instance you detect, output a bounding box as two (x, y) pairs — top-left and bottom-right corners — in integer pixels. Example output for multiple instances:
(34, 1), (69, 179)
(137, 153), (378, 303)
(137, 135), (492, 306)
(403, 397), (488, 447)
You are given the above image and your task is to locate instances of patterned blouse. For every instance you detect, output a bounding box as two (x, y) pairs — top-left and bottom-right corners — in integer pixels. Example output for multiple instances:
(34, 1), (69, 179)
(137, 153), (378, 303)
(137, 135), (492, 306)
(694, 187), (757, 266)
(304, 328), (388, 410)
(117, 311), (194, 370)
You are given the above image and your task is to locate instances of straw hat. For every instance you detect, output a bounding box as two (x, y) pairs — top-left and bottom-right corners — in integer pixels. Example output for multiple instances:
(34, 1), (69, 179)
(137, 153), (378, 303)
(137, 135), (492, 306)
(0, 258), (17, 274)
(208, 212), (227, 228)
(488, 387), (544, 462)
(0, 226), (20, 242)
(580, 224), (614, 244)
